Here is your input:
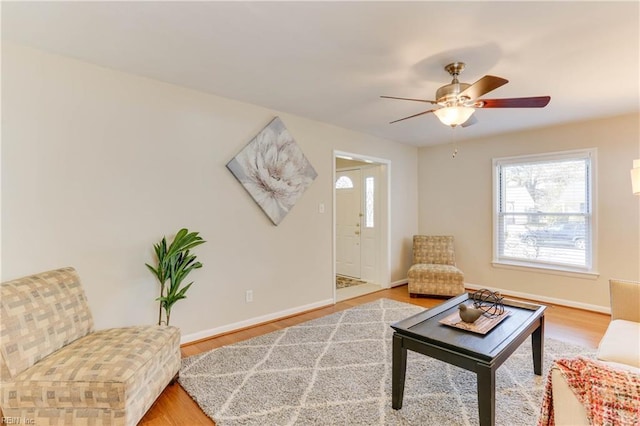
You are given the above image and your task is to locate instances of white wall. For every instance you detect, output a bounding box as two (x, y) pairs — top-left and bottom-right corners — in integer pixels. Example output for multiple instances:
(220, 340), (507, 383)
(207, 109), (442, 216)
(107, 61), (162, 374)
(1, 43), (419, 341)
(417, 114), (640, 311)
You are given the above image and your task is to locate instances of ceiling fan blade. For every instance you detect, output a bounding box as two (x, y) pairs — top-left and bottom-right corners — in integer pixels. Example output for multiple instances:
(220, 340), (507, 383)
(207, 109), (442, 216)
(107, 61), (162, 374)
(458, 75), (509, 101)
(475, 96), (551, 108)
(389, 109), (437, 124)
(461, 115), (478, 128)
(380, 95), (437, 104)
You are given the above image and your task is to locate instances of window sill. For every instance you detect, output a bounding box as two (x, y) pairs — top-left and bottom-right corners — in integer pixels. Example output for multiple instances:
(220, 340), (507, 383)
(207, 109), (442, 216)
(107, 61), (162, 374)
(492, 260), (600, 280)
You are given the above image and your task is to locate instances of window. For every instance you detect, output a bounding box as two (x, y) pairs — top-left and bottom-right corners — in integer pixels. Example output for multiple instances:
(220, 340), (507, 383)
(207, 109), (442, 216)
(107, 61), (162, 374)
(335, 176), (354, 189)
(493, 149), (595, 274)
(365, 176), (374, 228)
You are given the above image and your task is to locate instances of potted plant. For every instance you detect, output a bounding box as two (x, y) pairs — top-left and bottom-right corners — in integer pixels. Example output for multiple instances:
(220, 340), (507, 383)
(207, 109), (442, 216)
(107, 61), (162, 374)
(146, 228), (205, 326)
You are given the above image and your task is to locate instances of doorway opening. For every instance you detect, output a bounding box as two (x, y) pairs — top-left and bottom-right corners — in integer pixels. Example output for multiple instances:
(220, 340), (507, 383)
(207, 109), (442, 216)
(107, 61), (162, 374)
(333, 151), (390, 302)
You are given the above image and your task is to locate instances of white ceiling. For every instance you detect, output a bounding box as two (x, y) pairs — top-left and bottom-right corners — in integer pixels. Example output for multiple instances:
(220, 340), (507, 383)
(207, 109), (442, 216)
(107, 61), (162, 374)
(2, 1), (639, 147)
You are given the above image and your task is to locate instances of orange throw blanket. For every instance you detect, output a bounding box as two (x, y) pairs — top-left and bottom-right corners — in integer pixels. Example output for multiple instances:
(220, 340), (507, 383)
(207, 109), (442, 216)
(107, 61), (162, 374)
(538, 357), (640, 426)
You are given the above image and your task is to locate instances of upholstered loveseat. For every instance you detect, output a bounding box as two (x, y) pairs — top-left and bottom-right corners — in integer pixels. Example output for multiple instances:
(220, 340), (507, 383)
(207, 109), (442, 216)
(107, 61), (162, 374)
(544, 279), (640, 425)
(0, 267), (181, 425)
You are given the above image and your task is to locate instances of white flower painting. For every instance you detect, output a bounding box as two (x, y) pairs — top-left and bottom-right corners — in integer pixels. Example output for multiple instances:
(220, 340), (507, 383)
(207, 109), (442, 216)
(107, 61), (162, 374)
(227, 117), (318, 225)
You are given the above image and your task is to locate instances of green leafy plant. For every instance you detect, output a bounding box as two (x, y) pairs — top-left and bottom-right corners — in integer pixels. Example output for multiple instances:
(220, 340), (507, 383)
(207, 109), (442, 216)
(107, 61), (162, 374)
(145, 228), (205, 326)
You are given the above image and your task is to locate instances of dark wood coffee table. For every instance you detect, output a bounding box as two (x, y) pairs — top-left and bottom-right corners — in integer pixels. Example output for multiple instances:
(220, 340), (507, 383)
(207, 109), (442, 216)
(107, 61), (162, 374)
(391, 293), (546, 426)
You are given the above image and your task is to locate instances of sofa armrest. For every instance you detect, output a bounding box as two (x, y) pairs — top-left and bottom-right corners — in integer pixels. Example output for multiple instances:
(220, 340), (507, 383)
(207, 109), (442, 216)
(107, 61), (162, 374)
(549, 358), (640, 426)
(609, 279), (640, 322)
(551, 367), (589, 426)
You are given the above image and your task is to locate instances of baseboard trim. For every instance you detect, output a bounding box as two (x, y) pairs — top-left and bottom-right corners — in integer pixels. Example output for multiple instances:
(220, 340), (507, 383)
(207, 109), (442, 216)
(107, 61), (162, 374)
(390, 278), (408, 288)
(465, 282), (610, 314)
(180, 298), (335, 345)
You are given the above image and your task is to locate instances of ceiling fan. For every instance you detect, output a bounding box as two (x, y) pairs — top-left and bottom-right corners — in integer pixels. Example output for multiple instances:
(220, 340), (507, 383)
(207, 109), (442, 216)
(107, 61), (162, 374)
(381, 62), (550, 127)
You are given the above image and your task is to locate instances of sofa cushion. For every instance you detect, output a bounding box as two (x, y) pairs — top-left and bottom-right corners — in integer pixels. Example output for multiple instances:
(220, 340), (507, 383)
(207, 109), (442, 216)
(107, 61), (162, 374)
(407, 264), (465, 297)
(2, 326), (180, 409)
(550, 367), (589, 425)
(408, 264), (464, 284)
(412, 235), (457, 265)
(597, 319), (640, 368)
(0, 267), (94, 378)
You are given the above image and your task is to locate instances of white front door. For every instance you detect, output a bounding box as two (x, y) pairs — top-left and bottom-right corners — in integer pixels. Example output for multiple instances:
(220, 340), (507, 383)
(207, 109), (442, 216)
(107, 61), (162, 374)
(336, 169), (361, 278)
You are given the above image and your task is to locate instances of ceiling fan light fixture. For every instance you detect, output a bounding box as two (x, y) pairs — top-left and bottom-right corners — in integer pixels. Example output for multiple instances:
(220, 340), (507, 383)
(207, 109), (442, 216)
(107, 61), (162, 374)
(433, 106), (475, 127)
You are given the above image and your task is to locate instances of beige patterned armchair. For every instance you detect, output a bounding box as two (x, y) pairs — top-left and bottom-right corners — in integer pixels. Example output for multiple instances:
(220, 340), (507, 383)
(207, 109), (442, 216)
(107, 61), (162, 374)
(407, 235), (465, 297)
(0, 267), (181, 425)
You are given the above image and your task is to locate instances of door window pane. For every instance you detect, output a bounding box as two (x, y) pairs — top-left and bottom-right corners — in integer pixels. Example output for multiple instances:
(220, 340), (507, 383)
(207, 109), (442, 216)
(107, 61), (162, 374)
(335, 176), (354, 189)
(365, 176), (374, 228)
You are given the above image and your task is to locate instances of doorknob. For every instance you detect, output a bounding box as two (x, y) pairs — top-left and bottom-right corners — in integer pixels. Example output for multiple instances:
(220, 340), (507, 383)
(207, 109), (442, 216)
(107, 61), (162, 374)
(355, 230), (360, 235)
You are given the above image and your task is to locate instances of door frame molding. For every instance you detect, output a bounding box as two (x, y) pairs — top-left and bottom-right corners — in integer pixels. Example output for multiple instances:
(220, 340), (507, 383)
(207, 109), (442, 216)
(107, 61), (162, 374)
(333, 150), (391, 303)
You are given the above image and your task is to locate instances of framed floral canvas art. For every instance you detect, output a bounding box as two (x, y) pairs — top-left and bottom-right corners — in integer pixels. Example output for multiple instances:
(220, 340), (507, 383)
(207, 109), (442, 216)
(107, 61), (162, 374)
(226, 117), (317, 225)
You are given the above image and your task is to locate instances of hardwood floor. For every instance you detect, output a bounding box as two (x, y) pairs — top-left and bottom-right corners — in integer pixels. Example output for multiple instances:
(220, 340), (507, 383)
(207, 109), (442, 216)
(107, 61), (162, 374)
(139, 285), (610, 425)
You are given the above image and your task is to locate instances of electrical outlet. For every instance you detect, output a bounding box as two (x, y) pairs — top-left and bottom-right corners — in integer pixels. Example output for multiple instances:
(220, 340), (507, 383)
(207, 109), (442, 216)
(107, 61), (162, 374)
(245, 290), (253, 303)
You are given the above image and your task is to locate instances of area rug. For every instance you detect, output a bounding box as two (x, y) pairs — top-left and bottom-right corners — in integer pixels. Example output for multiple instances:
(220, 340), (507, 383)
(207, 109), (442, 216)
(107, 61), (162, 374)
(179, 299), (595, 426)
(336, 275), (367, 289)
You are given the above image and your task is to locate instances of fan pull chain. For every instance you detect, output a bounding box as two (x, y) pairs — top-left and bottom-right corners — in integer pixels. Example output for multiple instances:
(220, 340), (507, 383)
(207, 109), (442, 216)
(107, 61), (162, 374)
(451, 125), (459, 158)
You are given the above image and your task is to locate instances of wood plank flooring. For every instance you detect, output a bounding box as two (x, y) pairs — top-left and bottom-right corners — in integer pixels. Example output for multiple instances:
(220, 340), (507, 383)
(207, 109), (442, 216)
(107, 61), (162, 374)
(139, 285), (610, 425)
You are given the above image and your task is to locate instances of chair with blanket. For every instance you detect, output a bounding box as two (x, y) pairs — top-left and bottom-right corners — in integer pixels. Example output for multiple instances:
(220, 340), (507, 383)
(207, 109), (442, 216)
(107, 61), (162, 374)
(407, 235), (465, 297)
(539, 278), (640, 425)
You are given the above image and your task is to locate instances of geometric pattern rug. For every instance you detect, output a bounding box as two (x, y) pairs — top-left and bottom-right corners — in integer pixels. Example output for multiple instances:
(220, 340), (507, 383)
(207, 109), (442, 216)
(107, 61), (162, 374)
(179, 299), (595, 425)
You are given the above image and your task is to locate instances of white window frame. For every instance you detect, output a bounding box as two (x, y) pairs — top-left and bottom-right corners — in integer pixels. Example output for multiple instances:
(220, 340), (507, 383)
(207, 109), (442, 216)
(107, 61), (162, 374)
(492, 148), (598, 278)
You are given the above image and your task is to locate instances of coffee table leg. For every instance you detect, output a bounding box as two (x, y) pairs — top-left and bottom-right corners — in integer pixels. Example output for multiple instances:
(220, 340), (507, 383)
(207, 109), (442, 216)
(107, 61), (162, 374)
(532, 316), (544, 375)
(477, 365), (496, 426)
(392, 333), (407, 410)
